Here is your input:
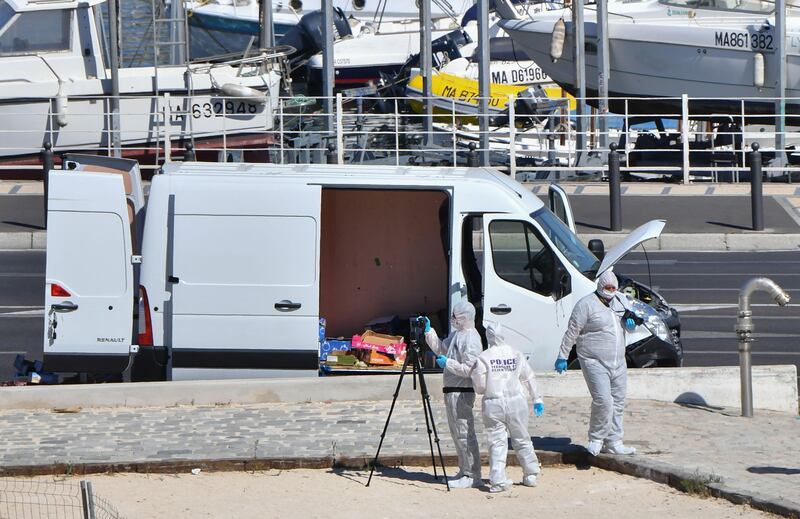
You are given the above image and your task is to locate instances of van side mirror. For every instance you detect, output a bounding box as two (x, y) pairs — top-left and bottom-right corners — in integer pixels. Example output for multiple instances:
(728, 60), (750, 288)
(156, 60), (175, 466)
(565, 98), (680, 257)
(553, 263), (571, 301)
(588, 239), (605, 260)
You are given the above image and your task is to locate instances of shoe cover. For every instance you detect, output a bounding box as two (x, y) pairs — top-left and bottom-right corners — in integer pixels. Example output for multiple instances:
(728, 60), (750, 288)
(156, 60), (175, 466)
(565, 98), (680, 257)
(587, 440), (603, 456)
(602, 442), (636, 455)
(522, 475), (537, 487)
(447, 476), (474, 489)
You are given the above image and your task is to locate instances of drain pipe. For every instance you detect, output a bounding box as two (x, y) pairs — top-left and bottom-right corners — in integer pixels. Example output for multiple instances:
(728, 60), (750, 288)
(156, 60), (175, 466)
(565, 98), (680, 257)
(735, 277), (791, 417)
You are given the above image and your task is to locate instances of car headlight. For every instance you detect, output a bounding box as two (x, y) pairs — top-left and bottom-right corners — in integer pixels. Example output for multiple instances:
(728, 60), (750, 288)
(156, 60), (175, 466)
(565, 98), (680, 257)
(646, 313), (671, 343)
(628, 297), (671, 343)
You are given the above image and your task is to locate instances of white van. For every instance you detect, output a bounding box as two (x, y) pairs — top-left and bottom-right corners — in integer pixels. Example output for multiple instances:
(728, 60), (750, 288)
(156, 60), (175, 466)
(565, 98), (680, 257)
(43, 156), (682, 381)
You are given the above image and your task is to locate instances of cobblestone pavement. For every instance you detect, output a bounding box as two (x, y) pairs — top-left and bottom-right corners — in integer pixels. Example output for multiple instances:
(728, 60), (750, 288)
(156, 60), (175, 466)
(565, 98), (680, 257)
(0, 397), (798, 514)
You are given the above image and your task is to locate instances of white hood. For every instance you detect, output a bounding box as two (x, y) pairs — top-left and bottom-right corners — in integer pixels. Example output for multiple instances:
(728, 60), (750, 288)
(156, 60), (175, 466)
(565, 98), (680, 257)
(596, 220), (665, 277)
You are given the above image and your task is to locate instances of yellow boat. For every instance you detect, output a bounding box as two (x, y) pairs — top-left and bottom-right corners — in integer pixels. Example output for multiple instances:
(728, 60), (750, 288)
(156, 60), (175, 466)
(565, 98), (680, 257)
(405, 71), (576, 123)
(406, 71), (527, 121)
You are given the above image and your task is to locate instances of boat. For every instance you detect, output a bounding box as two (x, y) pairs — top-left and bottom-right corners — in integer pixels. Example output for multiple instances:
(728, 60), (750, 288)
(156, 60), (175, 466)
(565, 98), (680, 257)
(184, 0), (473, 58)
(305, 18), (463, 91)
(0, 0), (284, 166)
(496, 0), (800, 120)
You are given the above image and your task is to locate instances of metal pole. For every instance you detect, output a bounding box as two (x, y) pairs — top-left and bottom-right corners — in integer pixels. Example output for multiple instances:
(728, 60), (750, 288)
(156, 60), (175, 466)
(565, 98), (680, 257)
(80, 481), (96, 519)
(41, 142), (53, 230)
(508, 94), (516, 179)
(478, 0), (490, 166)
(260, 0), (274, 49)
(609, 142), (621, 231)
(574, 0), (587, 160)
(775, 0), (787, 172)
(750, 143), (764, 231)
(736, 277), (791, 417)
(335, 92), (344, 164)
(108, 0), (122, 158)
(467, 142), (479, 167)
(681, 94), (689, 184)
(596, 0), (610, 149)
(169, 0), (186, 65)
(420, 0), (433, 145)
(322, 0), (334, 135)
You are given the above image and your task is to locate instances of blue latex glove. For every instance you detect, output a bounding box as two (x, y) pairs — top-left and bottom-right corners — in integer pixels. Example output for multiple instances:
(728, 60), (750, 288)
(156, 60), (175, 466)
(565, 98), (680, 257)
(533, 402), (544, 417)
(625, 317), (636, 331)
(436, 355), (448, 369)
(422, 316), (431, 333)
(554, 358), (568, 373)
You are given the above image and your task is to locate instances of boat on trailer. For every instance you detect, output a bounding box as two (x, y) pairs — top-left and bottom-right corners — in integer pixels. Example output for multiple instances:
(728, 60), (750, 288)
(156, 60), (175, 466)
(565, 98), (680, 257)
(0, 0), (284, 170)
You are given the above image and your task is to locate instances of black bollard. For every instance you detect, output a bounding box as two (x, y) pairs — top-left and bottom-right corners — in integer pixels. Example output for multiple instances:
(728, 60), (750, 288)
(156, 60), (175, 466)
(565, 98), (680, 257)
(41, 142), (53, 230)
(750, 142), (764, 231)
(467, 142), (479, 167)
(184, 142), (196, 162)
(326, 143), (337, 164)
(609, 142), (622, 232)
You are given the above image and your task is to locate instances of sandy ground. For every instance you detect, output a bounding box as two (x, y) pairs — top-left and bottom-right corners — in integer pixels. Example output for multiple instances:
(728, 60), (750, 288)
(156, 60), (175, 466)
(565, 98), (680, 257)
(22, 466), (774, 518)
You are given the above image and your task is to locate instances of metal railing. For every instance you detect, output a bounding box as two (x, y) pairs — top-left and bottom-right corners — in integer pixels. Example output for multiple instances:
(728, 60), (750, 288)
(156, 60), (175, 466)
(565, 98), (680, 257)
(2, 91), (799, 183)
(0, 478), (125, 519)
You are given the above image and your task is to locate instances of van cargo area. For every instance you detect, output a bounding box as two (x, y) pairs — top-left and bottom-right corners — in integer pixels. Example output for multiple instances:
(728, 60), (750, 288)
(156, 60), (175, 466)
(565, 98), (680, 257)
(320, 188), (450, 369)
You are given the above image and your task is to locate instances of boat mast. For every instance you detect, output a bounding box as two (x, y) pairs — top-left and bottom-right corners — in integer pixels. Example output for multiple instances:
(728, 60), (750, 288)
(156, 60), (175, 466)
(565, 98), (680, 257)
(421, 0), (433, 146)
(573, 0), (587, 164)
(260, 0), (274, 49)
(109, 0), (121, 157)
(597, 0), (610, 149)
(323, 0), (334, 135)
(478, 0), (490, 165)
(775, 0), (787, 170)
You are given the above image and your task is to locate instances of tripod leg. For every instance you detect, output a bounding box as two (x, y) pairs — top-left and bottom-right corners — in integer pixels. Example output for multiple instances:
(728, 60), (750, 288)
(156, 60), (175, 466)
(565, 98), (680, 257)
(366, 352), (412, 487)
(414, 353), (439, 480)
(414, 354), (451, 491)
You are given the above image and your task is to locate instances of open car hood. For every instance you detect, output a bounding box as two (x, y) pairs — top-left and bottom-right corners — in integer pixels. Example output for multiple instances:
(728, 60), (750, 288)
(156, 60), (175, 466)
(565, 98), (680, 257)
(597, 220), (666, 277)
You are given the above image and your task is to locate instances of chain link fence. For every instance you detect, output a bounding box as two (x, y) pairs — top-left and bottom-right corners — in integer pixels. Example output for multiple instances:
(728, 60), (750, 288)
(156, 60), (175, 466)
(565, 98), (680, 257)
(0, 478), (124, 519)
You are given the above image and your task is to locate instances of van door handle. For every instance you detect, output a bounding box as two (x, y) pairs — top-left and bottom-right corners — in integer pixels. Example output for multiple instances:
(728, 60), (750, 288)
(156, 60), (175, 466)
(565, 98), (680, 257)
(51, 302), (78, 312)
(275, 300), (302, 311)
(167, 275), (180, 283)
(490, 304), (512, 315)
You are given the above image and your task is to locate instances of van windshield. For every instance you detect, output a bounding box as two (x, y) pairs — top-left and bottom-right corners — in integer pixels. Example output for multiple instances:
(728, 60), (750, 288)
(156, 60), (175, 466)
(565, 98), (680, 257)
(531, 208), (600, 278)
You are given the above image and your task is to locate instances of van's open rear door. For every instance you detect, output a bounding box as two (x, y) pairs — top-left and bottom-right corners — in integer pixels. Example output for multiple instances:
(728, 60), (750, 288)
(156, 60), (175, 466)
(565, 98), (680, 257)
(43, 157), (143, 374)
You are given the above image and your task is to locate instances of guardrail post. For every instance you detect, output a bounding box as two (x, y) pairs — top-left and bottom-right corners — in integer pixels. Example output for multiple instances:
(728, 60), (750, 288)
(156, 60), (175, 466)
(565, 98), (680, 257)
(467, 142), (479, 167)
(327, 143), (337, 164)
(184, 142), (195, 162)
(41, 142), (53, 230)
(609, 142), (622, 231)
(681, 94), (690, 184)
(335, 92), (344, 164)
(750, 142), (764, 231)
(80, 480), (95, 519)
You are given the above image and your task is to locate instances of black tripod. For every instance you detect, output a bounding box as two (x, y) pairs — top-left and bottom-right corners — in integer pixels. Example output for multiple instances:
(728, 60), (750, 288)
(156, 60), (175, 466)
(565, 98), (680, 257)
(366, 317), (450, 490)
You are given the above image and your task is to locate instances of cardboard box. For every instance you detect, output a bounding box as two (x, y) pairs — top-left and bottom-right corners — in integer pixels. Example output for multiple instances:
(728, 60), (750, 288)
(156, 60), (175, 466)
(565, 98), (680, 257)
(319, 338), (351, 361)
(351, 330), (406, 356)
(353, 348), (395, 366)
(325, 354), (358, 366)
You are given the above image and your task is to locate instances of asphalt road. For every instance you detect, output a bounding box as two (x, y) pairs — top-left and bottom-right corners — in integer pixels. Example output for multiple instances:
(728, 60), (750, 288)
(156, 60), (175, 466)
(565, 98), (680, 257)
(1, 250), (798, 385)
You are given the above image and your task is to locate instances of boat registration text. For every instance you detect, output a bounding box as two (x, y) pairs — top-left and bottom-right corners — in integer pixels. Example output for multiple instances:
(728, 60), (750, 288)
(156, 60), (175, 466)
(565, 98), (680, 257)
(714, 31), (773, 51)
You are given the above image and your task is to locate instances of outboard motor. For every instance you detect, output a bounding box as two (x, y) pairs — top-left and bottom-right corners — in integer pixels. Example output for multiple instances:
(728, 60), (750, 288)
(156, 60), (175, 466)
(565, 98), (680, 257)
(278, 7), (352, 63)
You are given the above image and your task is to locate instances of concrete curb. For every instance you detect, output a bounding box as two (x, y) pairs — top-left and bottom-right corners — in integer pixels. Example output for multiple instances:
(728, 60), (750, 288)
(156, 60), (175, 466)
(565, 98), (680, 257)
(1, 366), (796, 413)
(577, 232), (800, 251)
(4, 231), (800, 251)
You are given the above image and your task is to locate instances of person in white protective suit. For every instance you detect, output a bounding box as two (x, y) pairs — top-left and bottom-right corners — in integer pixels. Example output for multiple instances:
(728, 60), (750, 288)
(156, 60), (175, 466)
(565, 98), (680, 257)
(471, 322), (544, 493)
(555, 269), (637, 457)
(423, 300), (483, 488)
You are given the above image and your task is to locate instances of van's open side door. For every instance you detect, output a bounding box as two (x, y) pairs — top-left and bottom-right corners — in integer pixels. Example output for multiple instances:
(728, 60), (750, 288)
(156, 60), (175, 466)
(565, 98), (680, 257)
(548, 183), (575, 233)
(43, 157), (143, 373)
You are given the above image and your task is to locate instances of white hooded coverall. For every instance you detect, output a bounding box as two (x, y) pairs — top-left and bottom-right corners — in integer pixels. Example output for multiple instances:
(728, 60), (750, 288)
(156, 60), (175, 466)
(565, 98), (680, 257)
(425, 300), (482, 481)
(559, 269), (628, 445)
(471, 323), (542, 487)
